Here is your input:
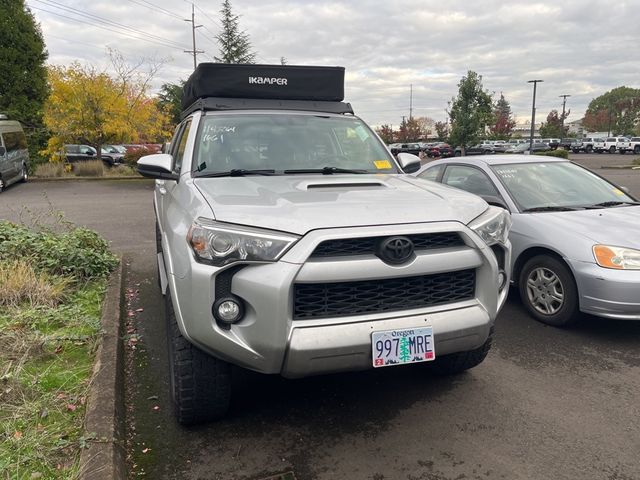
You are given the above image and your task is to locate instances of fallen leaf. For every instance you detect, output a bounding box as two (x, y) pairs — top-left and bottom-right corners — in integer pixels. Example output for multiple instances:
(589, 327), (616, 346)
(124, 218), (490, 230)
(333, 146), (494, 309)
(66, 404), (77, 412)
(142, 448), (150, 454)
(13, 431), (22, 440)
(136, 308), (144, 312)
(153, 406), (160, 411)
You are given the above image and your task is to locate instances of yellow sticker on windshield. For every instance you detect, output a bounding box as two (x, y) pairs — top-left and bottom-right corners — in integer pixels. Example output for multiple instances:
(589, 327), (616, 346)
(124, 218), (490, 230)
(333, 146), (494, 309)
(374, 160), (392, 169)
(613, 188), (625, 196)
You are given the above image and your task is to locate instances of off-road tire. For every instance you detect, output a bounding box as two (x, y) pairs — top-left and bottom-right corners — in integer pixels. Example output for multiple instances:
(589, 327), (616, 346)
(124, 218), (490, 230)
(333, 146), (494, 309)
(518, 255), (579, 327)
(586, 145), (593, 153)
(634, 145), (640, 154)
(609, 146), (615, 154)
(166, 294), (231, 425)
(430, 328), (493, 375)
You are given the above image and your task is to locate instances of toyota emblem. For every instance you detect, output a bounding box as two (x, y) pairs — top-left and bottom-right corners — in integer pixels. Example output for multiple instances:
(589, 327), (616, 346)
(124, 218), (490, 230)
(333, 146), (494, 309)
(377, 236), (414, 264)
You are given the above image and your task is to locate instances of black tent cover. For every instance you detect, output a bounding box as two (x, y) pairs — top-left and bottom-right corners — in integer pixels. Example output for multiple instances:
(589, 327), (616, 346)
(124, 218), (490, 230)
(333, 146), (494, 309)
(181, 63), (345, 111)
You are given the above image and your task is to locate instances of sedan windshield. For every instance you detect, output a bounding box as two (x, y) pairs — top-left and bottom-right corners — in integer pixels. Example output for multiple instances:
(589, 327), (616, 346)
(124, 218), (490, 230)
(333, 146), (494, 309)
(193, 113), (398, 175)
(492, 161), (635, 211)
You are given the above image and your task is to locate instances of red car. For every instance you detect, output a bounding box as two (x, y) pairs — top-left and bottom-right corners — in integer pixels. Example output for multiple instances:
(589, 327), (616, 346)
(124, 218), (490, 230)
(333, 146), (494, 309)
(427, 143), (453, 158)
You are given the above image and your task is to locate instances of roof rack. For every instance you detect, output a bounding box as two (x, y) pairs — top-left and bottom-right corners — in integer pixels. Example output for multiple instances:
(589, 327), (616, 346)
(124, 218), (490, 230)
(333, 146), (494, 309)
(180, 97), (354, 119)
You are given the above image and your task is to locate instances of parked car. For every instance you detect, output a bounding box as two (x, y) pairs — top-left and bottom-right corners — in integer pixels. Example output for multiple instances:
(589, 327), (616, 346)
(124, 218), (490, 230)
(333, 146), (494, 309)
(454, 144), (495, 156)
(64, 144), (97, 163)
(0, 117), (29, 192)
(614, 137), (633, 154)
(389, 143), (423, 156)
(540, 138), (560, 149)
(414, 155), (640, 327)
(627, 137), (640, 155)
(491, 141), (509, 153)
(559, 138), (580, 151)
(594, 137), (627, 154)
(427, 143), (453, 158)
(505, 143), (549, 154)
(100, 145), (125, 166)
(137, 63), (511, 424)
(571, 137), (601, 153)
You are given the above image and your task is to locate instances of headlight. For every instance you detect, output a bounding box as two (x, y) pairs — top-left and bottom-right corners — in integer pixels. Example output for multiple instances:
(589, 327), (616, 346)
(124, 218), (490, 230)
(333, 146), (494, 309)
(187, 218), (299, 267)
(468, 206), (511, 246)
(593, 245), (640, 270)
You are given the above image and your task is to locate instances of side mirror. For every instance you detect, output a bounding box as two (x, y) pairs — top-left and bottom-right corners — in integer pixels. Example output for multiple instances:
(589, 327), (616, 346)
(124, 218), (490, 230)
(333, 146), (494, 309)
(619, 186), (630, 194)
(0, 146), (5, 156)
(396, 152), (421, 174)
(481, 195), (509, 210)
(137, 153), (179, 181)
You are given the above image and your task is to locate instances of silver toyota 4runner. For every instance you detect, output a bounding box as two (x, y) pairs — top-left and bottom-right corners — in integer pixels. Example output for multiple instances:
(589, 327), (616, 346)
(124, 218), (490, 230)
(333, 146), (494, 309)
(138, 64), (511, 425)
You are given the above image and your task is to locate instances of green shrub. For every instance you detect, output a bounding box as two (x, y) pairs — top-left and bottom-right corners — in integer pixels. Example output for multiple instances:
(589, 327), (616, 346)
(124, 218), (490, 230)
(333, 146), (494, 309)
(73, 159), (104, 177)
(35, 162), (65, 178)
(0, 221), (118, 281)
(535, 149), (569, 159)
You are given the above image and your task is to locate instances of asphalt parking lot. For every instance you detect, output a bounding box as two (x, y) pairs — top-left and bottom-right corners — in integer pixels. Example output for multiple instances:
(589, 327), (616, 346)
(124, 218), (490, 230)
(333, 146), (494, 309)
(0, 154), (639, 480)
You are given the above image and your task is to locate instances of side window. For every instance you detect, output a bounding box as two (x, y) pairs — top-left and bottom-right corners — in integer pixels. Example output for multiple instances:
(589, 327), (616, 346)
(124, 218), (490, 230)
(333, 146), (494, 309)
(417, 164), (443, 182)
(442, 165), (500, 197)
(173, 119), (192, 174)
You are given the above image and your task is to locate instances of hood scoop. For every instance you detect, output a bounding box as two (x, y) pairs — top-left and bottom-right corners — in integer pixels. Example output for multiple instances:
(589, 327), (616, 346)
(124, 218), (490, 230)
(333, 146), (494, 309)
(306, 182), (386, 190)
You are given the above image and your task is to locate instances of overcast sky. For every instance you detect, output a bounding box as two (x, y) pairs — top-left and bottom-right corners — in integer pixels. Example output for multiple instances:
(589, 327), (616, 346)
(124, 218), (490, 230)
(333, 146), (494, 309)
(25, 0), (640, 128)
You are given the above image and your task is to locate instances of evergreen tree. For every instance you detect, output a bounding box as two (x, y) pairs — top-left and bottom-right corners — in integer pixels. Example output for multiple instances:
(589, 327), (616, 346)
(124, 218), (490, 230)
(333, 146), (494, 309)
(375, 124), (395, 144)
(157, 81), (185, 125)
(215, 0), (256, 64)
(448, 71), (493, 155)
(0, 0), (49, 165)
(435, 121), (449, 141)
(490, 93), (516, 140)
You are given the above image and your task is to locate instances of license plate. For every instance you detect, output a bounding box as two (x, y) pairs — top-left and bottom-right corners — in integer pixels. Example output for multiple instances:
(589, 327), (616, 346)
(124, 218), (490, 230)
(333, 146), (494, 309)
(371, 326), (435, 368)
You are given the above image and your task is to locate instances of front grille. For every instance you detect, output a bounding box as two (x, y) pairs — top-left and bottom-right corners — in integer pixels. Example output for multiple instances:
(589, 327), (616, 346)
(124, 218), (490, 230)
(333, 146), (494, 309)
(293, 269), (475, 319)
(311, 232), (464, 258)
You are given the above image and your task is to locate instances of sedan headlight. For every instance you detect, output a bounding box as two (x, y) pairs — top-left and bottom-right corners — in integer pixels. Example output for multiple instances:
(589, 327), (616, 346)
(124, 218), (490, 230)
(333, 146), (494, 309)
(593, 245), (640, 270)
(468, 206), (511, 246)
(187, 218), (299, 267)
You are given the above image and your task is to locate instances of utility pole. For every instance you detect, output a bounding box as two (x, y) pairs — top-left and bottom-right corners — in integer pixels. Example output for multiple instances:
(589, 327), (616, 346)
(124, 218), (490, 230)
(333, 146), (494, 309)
(184, 3), (204, 70)
(559, 94), (570, 135)
(409, 84), (413, 120)
(528, 79), (543, 154)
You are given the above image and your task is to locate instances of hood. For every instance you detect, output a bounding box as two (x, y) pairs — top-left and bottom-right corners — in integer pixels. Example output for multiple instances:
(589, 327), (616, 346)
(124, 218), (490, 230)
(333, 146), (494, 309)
(193, 174), (488, 235)
(516, 206), (640, 249)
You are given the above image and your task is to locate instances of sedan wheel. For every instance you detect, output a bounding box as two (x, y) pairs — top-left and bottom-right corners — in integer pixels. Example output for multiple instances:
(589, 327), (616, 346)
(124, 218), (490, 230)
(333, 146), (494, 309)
(519, 255), (579, 327)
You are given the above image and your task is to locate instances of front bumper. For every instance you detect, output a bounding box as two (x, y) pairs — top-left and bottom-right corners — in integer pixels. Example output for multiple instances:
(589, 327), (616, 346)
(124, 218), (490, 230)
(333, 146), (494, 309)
(167, 222), (509, 377)
(571, 260), (640, 320)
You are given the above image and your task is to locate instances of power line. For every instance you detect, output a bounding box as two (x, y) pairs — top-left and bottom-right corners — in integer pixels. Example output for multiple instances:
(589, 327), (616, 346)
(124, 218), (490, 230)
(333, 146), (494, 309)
(31, 0), (189, 50)
(128, 0), (183, 20)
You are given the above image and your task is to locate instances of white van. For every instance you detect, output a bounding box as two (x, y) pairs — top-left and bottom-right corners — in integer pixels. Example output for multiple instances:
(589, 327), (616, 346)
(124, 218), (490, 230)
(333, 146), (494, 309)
(0, 117), (29, 192)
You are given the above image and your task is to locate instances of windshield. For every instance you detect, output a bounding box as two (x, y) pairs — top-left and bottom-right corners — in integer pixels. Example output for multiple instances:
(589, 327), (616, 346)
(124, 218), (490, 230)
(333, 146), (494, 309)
(193, 113), (398, 175)
(492, 162), (635, 211)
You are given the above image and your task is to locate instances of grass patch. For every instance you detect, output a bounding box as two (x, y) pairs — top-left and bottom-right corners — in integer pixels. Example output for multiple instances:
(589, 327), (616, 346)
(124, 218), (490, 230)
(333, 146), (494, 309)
(633, 157), (640, 166)
(72, 160), (104, 177)
(34, 163), (65, 178)
(0, 261), (69, 308)
(0, 214), (116, 479)
(0, 281), (106, 479)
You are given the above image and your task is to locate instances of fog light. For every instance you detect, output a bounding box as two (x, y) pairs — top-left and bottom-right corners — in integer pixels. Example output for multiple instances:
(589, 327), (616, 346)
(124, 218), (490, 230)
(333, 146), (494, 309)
(213, 297), (244, 324)
(497, 270), (507, 290)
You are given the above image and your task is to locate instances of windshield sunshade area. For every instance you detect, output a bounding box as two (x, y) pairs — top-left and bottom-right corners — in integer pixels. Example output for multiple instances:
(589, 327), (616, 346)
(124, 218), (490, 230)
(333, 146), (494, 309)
(491, 162), (636, 211)
(193, 113), (398, 176)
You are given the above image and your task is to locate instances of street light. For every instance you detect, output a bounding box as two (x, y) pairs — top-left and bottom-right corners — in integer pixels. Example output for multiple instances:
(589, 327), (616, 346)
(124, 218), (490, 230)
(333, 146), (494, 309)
(528, 80), (543, 154)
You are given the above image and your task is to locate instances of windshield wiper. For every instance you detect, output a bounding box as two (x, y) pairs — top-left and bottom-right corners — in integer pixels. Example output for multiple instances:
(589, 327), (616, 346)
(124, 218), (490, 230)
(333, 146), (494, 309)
(522, 206), (581, 213)
(197, 169), (276, 178)
(590, 201), (640, 207)
(283, 166), (369, 175)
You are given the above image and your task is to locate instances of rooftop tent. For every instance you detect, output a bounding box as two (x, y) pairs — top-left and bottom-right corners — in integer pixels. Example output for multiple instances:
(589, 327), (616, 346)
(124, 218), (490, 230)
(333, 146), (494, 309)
(181, 63), (345, 111)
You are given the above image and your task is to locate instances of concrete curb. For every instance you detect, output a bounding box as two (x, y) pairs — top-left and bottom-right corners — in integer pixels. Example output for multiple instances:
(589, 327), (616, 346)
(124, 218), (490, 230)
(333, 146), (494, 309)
(78, 261), (126, 480)
(31, 176), (148, 182)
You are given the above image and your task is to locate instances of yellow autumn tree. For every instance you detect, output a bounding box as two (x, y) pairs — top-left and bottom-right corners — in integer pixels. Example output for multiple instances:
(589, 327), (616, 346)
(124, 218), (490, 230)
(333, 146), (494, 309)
(43, 58), (170, 162)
